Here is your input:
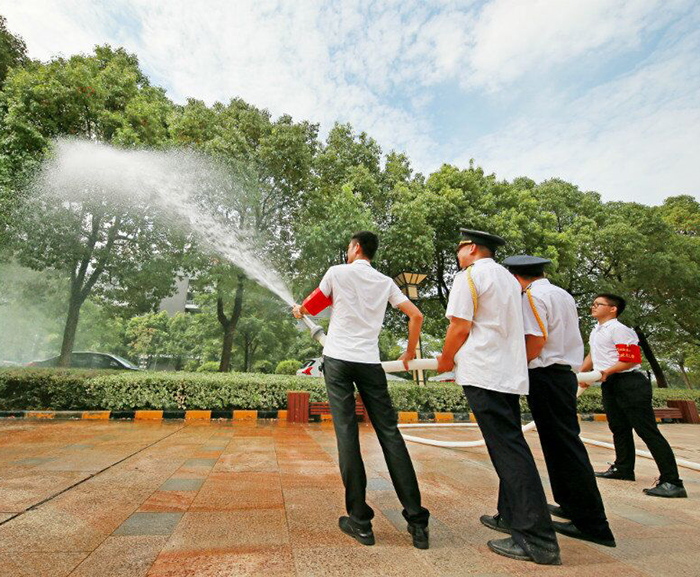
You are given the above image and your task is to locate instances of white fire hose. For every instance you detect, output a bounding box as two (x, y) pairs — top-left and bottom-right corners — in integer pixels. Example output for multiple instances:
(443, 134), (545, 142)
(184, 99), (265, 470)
(301, 316), (700, 472)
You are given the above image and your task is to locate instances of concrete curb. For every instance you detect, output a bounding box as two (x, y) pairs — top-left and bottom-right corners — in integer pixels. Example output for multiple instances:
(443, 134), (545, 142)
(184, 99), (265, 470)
(0, 409), (615, 422)
(0, 410), (685, 424)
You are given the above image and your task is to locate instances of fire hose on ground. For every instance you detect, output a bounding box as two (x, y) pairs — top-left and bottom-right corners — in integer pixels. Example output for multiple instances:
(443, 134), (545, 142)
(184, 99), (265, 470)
(300, 316), (700, 473)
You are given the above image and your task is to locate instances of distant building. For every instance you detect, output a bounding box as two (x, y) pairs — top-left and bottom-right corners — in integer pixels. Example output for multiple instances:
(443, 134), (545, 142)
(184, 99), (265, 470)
(159, 276), (200, 316)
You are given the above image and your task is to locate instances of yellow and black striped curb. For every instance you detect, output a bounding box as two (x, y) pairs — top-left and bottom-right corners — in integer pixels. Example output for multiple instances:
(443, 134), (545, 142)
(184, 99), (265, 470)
(0, 409), (632, 423)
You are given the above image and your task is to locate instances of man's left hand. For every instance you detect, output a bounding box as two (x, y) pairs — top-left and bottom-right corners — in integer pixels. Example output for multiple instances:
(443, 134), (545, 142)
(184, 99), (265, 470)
(398, 350), (415, 370)
(436, 354), (454, 374)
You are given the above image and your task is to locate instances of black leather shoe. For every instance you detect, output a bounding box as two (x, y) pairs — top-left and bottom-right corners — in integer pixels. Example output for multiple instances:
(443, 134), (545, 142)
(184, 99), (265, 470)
(487, 537), (561, 565)
(408, 524), (429, 549)
(480, 514), (511, 534)
(339, 516), (375, 546)
(547, 504), (571, 520)
(643, 481), (688, 498)
(595, 465), (635, 481)
(552, 521), (616, 547)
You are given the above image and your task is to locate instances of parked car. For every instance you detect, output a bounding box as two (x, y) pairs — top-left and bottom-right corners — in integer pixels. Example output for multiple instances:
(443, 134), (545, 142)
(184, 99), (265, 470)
(296, 357), (408, 381)
(297, 358), (324, 377)
(27, 352), (140, 370)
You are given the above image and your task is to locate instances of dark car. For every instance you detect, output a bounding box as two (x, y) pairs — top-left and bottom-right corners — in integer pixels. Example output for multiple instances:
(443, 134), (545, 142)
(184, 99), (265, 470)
(27, 352), (140, 370)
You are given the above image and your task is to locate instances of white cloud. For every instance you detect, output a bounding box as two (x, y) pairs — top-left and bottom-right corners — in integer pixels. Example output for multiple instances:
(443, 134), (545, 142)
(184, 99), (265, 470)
(1, 0), (698, 202)
(462, 21), (700, 203)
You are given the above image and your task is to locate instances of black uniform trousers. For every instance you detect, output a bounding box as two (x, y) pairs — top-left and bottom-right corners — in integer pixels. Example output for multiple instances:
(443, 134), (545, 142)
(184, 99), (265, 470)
(526, 366), (613, 539)
(602, 371), (682, 486)
(323, 355), (430, 529)
(464, 385), (559, 556)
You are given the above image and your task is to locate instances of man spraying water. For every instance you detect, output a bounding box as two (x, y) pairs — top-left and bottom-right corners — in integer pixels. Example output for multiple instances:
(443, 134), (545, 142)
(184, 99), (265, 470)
(292, 231), (430, 549)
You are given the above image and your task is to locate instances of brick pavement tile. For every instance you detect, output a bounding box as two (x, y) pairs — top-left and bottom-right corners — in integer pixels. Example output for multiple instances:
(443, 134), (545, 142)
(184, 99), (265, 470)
(183, 458), (217, 468)
(138, 491), (198, 513)
(114, 512), (183, 536)
(0, 551), (88, 577)
(191, 473), (283, 511)
(70, 536), (168, 577)
(162, 510), (289, 551)
(292, 545), (436, 577)
(160, 478), (204, 491)
(148, 545), (296, 577)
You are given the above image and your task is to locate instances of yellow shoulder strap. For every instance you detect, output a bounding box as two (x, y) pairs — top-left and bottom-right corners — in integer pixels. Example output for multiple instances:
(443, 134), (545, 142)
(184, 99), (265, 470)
(526, 288), (548, 341)
(467, 265), (478, 316)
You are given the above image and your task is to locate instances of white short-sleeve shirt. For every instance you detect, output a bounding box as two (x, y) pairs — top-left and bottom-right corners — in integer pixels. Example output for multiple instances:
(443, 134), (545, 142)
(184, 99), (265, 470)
(589, 319), (641, 372)
(319, 259), (408, 364)
(445, 258), (529, 395)
(521, 278), (584, 370)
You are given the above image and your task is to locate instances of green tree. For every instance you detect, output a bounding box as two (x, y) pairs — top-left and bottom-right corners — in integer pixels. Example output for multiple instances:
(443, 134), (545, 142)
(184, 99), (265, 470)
(1, 46), (183, 366)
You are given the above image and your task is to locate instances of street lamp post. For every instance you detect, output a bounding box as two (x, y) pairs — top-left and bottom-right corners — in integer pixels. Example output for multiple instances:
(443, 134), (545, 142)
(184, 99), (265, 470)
(394, 272), (428, 386)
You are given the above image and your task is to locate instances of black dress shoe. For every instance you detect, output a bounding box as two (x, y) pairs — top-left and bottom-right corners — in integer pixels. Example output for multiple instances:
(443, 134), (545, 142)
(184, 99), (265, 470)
(339, 516), (375, 546)
(595, 465), (635, 481)
(552, 521), (616, 547)
(408, 524), (429, 549)
(487, 537), (561, 565)
(643, 481), (688, 498)
(479, 514), (511, 534)
(547, 504), (571, 520)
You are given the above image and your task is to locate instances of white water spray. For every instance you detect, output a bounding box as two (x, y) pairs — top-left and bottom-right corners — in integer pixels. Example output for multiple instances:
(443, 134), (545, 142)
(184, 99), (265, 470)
(37, 139), (295, 306)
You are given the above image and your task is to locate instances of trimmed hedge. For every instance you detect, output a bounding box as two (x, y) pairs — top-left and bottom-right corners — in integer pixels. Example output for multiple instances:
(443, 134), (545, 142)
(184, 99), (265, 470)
(1, 368), (699, 413)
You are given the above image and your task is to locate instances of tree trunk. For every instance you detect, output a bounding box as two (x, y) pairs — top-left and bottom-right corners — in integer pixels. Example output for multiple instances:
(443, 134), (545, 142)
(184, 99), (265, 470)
(678, 358), (693, 389)
(243, 338), (251, 372)
(634, 326), (668, 388)
(58, 288), (83, 367)
(217, 275), (245, 372)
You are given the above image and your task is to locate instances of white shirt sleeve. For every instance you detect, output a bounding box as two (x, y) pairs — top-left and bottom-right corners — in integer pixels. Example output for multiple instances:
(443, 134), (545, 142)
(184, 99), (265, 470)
(522, 292), (547, 337)
(446, 271), (475, 321)
(318, 268), (333, 297)
(388, 281), (409, 308)
(610, 323), (639, 345)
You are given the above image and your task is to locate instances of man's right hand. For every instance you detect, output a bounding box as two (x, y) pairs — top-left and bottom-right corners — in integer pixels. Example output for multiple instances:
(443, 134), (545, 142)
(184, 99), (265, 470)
(398, 349), (415, 370)
(578, 381), (591, 389)
(437, 354), (454, 374)
(292, 304), (308, 319)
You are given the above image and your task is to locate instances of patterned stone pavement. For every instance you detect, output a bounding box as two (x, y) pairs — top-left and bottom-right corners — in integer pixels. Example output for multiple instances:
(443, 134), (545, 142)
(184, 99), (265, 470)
(0, 419), (698, 576)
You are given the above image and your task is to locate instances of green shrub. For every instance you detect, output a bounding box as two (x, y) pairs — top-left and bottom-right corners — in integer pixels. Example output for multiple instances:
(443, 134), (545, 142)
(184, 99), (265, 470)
(275, 359), (302, 375)
(2, 368), (700, 413)
(254, 360), (274, 374)
(196, 361), (220, 373)
(0, 368), (115, 410)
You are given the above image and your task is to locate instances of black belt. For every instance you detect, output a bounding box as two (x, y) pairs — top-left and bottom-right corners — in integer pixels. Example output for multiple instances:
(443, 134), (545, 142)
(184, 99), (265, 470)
(532, 364), (572, 372)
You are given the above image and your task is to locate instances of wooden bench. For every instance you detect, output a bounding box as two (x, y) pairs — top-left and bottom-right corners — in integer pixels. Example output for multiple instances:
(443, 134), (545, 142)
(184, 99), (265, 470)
(309, 398), (367, 422)
(653, 407), (684, 422)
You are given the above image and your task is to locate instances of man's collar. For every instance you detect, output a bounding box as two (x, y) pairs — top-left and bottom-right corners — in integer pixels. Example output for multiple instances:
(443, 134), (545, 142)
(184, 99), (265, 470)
(597, 318), (617, 328)
(472, 257), (494, 266)
(351, 259), (371, 267)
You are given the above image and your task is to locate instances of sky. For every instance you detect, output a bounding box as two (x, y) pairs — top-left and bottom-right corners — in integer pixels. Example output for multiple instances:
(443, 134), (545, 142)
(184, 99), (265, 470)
(2, 0), (699, 205)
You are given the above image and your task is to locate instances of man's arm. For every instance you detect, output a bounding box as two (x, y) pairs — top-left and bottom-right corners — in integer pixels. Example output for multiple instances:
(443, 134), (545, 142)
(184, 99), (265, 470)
(525, 334), (546, 362)
(578, 353), (594, 387)
(396, 300), (423, 369)
(437, 317), (472, 373)
(599, 361), (638, 382)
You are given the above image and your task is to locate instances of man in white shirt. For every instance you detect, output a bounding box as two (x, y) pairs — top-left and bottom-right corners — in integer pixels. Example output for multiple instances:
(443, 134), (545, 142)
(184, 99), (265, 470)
(502, 256), (615, 548)
(437, 230), (560, 566)
(581, 293), (686, 498)
(293, 231), (430, 549)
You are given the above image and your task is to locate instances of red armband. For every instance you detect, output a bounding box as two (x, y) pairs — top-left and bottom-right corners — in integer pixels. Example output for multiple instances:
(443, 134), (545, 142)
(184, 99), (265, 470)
(616, 343), (641, 363)
(302, 287), (332, 316)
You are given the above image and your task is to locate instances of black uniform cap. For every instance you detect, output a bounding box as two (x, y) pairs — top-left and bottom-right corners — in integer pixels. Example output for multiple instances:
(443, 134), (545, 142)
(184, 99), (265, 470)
(502, 255), (551, 277)
(459, 228), (506, 253)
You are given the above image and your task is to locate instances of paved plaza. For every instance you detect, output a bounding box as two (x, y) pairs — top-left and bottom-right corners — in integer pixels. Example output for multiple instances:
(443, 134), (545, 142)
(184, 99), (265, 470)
(0, 419), (698, 576)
